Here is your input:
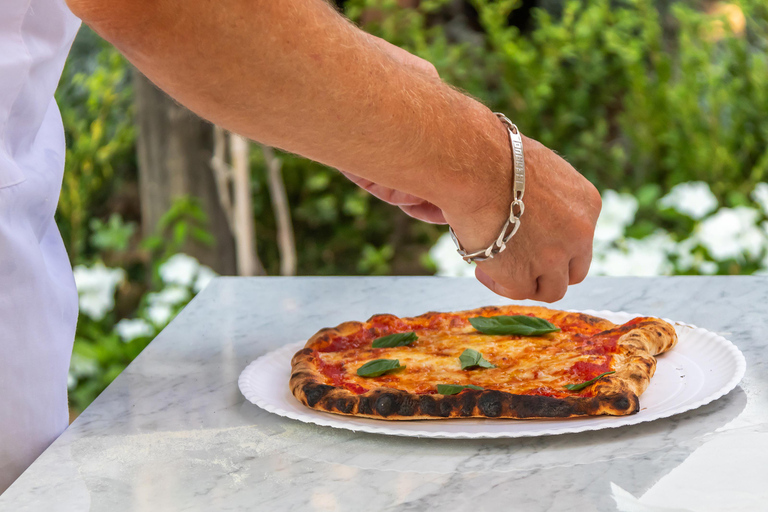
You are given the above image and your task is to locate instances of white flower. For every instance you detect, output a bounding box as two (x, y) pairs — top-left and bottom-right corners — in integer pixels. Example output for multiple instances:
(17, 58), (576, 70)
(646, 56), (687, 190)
(695, 206), (767, 261)
(159, 253), (200, 287)
(73, 263), (126, 320)
(69, 352), (99, 378)
(752, 182), (768, 214)
(658, 181), (718, 220)
(429, 232), (475, 277)
(146, 303), (174, 326)
(594, 190), (638, 246)
(115, 318), (155, 342)
(194, 265), (217, 293)
(147, 286), (190, 307)
(671, 237), (698, 271)
(591, 231), (674, 276)
(698, 260), (719, 275)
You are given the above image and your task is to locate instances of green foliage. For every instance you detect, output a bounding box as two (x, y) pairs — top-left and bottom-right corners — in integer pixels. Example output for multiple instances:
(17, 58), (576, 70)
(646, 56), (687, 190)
(90, 213), (137, 252)
(56, 28), (135, 262)
(249, 148), (436, 276)
(69, 314), (151, 412)
(142, 196), (215, 261)
(349, 0), (768, 197)
(69, 199), (216, 413)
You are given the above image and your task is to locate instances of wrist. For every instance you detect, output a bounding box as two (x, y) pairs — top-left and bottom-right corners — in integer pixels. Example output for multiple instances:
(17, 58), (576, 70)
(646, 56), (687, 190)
(438, 108), (517, 252)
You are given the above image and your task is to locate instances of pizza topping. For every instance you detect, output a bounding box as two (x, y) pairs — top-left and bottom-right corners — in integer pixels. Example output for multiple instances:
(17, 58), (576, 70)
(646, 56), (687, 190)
(436, 384), (484, 395)
(469, 315), (560, 336)
(459, 348), (496, 370)
(372, 332), (418, 348)
(564, 371), (616, 391)
(356, 359), (405, 377)
(315, 356), (369, 394)
(568, 360), (613, 380)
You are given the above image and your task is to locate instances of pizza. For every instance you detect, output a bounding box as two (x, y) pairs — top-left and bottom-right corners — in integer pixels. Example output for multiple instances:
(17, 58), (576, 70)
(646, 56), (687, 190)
(290, 305), (677, 420)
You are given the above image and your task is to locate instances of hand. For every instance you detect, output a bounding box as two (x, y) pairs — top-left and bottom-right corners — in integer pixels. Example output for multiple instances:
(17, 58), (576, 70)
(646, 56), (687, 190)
(443, 134), (601, 303)
(339, 34), (446, 224)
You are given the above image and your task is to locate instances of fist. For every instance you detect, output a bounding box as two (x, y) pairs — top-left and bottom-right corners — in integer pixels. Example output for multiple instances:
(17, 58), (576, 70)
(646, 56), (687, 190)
(444, 135), (601, 303)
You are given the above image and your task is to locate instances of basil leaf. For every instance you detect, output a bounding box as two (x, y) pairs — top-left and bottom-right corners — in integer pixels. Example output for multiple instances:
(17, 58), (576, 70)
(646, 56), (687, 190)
(356, 359), (405, 377)
(372, 332), (418, 348)
(469, 315), (561, 336)
(459, 348), (496, 370)
(563, 371), (616, 391)
(437, 384), (484, 395)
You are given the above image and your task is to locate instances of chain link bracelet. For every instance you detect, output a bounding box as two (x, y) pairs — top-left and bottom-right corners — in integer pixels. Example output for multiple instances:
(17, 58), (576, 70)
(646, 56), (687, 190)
(449, 113), (525, 263)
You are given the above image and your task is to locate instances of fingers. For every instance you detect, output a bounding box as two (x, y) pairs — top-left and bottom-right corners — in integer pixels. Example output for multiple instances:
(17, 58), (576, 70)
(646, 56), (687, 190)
(532, 271), (569, 303)
(475, 267), (537, 301)
(476, 253), (572, 303)
(568, 250), (592, 285)
(340, 171), (425, 206)
(399, 203), (447, 224)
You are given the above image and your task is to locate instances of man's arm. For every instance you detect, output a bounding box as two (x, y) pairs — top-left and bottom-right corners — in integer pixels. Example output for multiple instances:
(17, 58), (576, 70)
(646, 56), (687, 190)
(67, 0), (600, 301)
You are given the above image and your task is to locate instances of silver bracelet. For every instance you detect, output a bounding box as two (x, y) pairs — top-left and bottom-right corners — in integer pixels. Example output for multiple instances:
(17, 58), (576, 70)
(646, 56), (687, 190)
(449, 113), (526, 263)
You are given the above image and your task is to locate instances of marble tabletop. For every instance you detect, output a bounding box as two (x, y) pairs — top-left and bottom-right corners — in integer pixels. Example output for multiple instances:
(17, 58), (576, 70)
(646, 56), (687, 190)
(1, 276), (766, 512)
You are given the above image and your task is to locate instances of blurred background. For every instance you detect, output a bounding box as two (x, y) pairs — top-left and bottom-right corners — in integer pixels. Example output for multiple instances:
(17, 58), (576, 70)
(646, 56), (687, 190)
(61, 0), (768, 417)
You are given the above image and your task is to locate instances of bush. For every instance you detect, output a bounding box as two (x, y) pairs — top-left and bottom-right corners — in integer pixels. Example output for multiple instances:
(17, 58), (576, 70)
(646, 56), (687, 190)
(350, 0), (768, 195)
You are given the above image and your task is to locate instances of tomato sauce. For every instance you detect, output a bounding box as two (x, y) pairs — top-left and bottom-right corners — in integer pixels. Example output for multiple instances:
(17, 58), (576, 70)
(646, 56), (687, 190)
(568, 360), (612, 381)
(315, 355), (368, 394)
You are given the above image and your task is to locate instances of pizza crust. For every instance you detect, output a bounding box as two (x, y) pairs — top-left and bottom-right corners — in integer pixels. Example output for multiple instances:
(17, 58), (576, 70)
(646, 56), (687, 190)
(290, 306), (677, 420)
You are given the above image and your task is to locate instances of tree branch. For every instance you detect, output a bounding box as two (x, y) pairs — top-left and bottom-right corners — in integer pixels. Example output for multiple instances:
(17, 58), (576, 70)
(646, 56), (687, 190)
(262, 145), (297, 276)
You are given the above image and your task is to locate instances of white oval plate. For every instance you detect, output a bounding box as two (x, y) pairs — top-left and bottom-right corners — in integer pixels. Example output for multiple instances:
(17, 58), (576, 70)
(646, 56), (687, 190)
(238, 310), (746, 439)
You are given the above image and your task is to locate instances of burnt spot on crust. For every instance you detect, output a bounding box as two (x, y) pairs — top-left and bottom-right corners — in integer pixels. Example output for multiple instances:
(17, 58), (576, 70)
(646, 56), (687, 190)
(357, 395), (373, 415)
(418, 395), (452, 417)
(290, 348), (314, 364)
(334, 397), (355, 414)
(375, 392), (402, 417)
(478, 391), (504, 417)
(397, 396), (418, 417)
(303, 383), (334, 407)
(608, 393), (638, 414)
(580, 314), (603, 326)
(458, 392), (478, 416)
(505, 394), (578, 418)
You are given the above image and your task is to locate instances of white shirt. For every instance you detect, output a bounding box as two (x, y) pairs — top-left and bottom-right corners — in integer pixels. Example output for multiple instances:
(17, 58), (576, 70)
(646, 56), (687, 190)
(0, 0), (80, 492)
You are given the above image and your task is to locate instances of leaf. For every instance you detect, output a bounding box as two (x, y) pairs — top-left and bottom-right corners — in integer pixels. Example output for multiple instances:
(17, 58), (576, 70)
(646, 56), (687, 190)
(469, 315), (561, 336)
(372, 332), (418, 348)
(356, 359), (405, 378)
(437, 384), (484, 395)
(563, 371), (616, 391)
(459, 348), (496, 370)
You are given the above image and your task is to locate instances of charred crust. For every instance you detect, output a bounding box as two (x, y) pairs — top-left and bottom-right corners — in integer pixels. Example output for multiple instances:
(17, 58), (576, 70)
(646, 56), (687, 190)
(478, 391), (504, 417)
(418, 395), (451, 417)
(375, 392), (402, 417)
(303, 383), (334, 407)
(357, 395), (373, 415)
(334, 397), (355, 414)
(397, 396), (418, 417)
(458, 392), (477, 416)
(608, 393), (638, 414)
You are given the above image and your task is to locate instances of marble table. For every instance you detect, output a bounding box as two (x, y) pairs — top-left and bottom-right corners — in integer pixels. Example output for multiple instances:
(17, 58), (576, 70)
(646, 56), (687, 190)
(1, 276), (766, 511)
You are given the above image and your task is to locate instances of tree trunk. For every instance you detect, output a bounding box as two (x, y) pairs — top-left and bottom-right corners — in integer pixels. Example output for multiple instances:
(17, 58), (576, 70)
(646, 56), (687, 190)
(133, 71), (237, 275)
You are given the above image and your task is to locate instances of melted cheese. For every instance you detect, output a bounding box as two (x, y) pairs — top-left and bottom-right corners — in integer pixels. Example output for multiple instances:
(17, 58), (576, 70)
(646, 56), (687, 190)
(315, 320), (617, 398)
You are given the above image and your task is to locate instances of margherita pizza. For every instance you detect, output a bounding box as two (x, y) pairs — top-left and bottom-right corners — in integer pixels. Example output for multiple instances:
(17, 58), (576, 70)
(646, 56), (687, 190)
(290, 305), (677, 420)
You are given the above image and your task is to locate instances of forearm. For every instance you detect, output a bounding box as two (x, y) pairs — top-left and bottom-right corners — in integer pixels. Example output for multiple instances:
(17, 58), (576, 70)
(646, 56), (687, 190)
(67, 0), (511, 215)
